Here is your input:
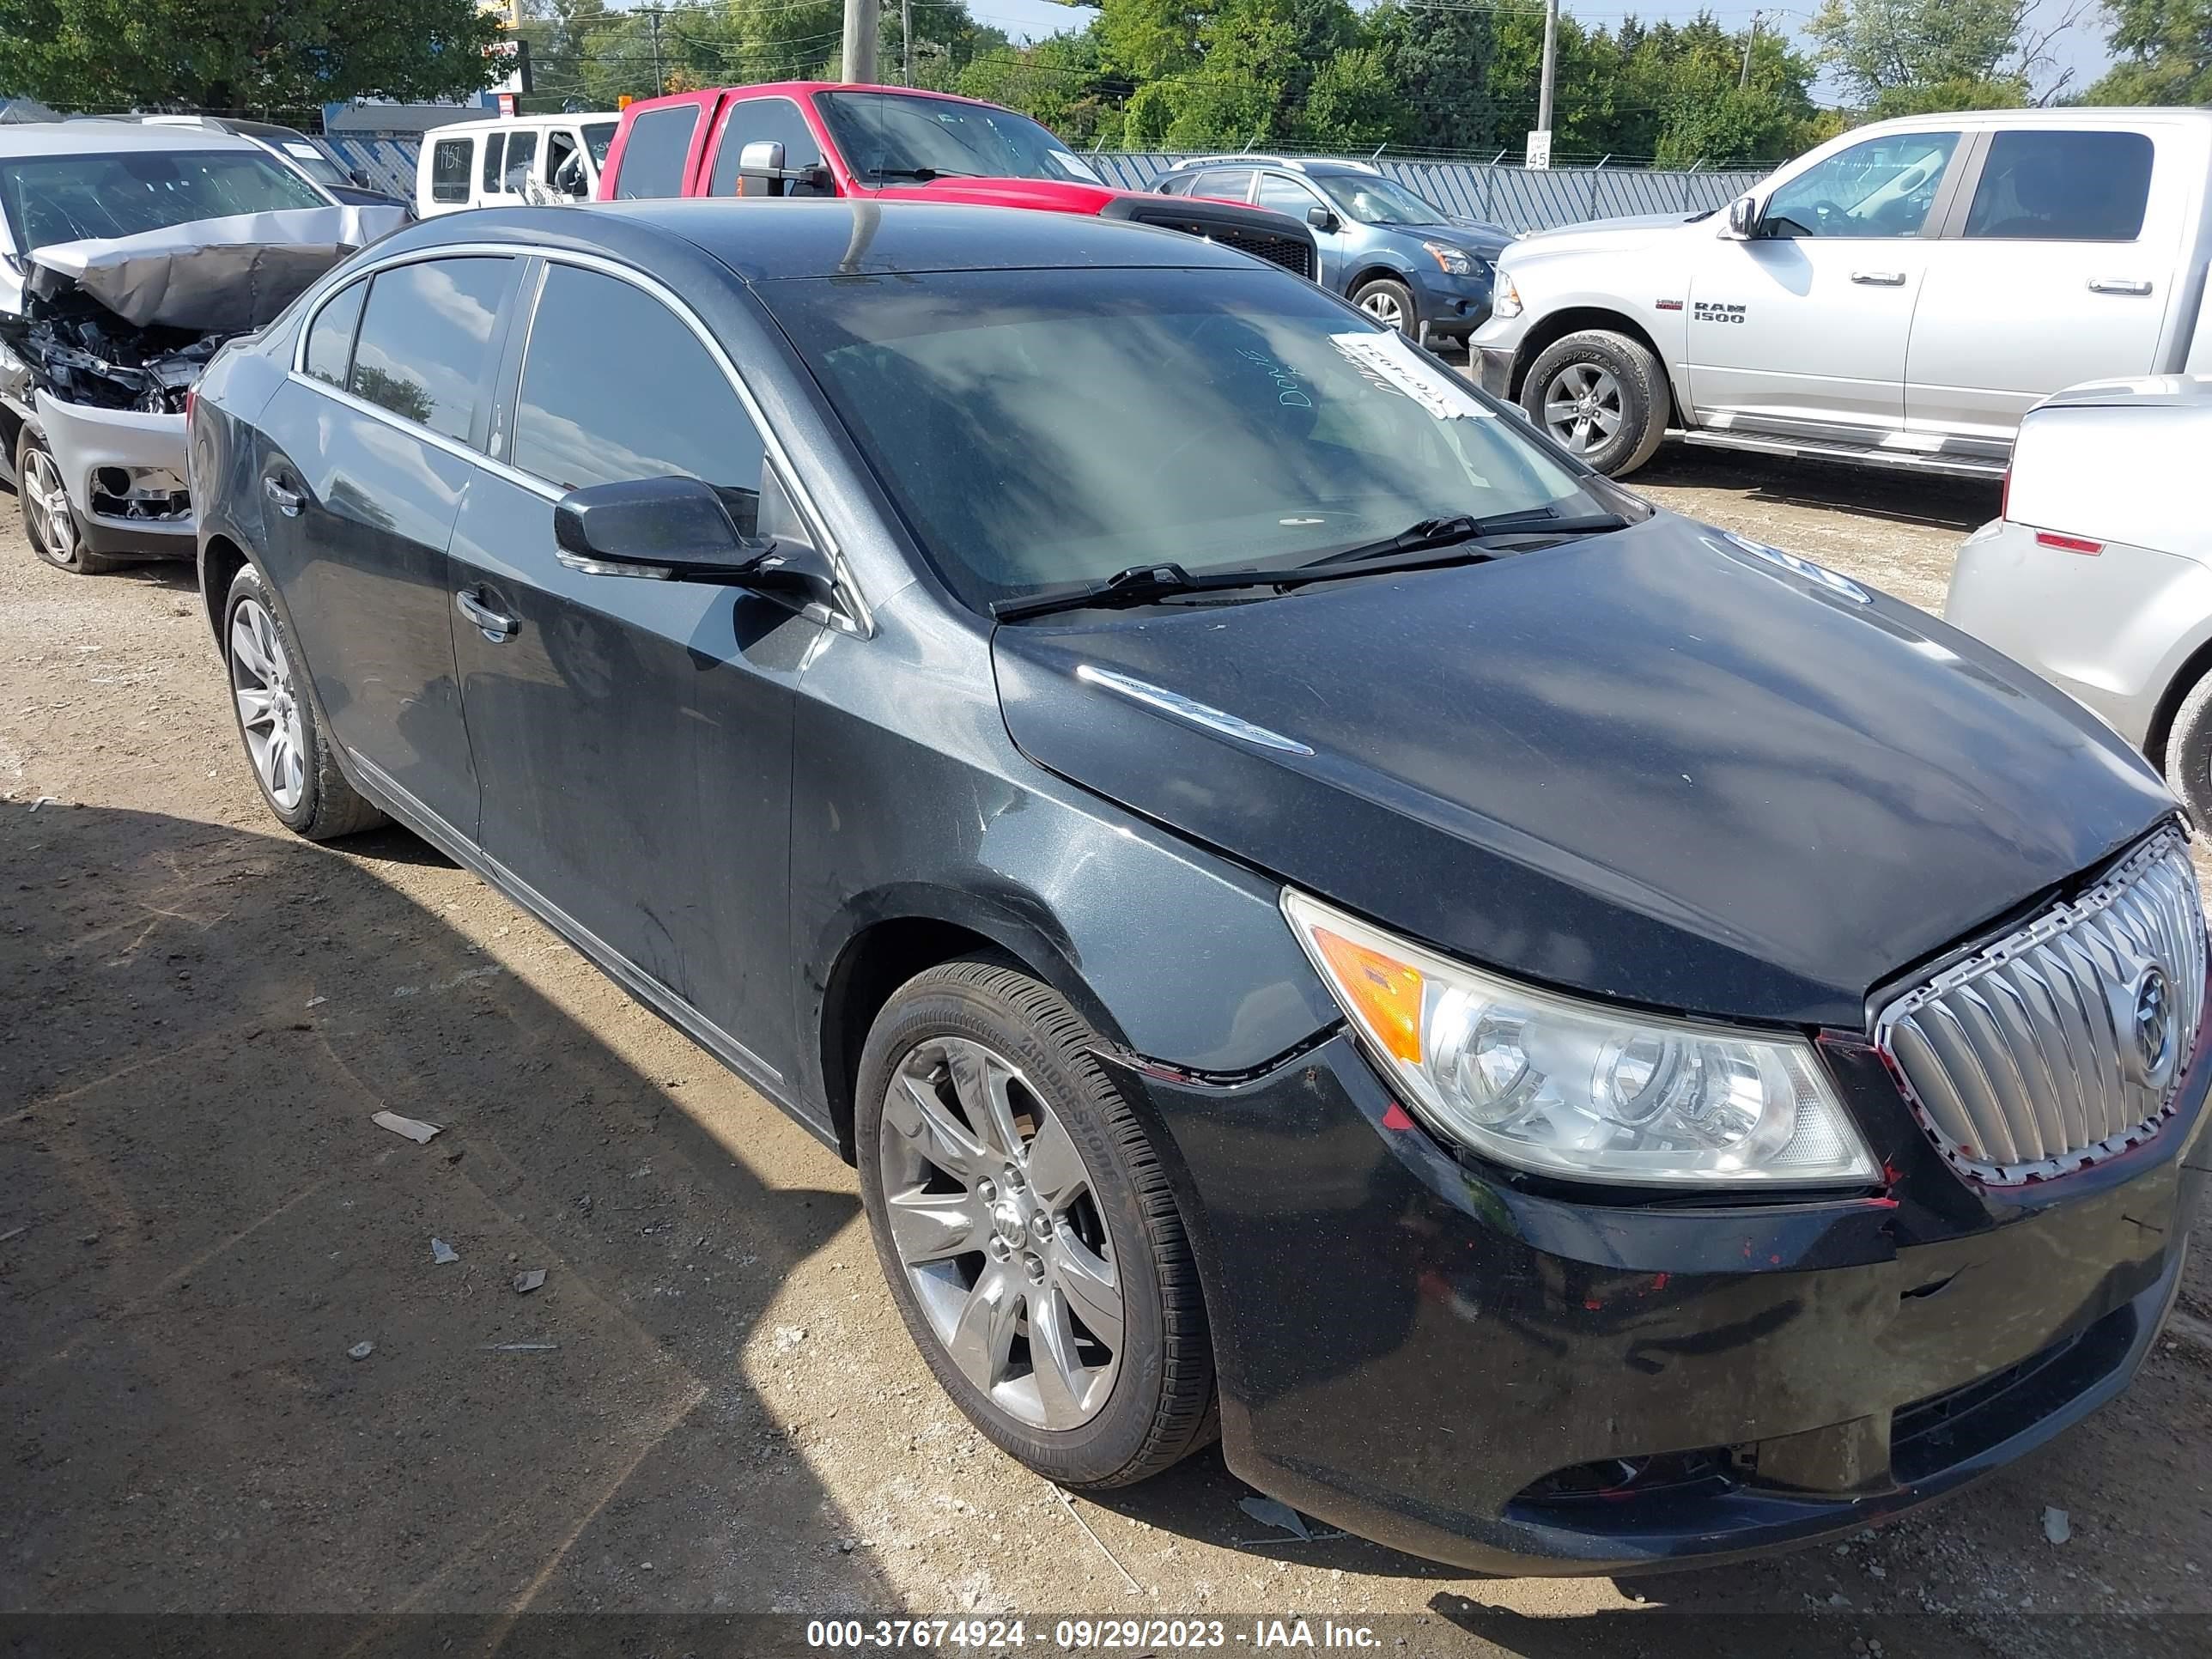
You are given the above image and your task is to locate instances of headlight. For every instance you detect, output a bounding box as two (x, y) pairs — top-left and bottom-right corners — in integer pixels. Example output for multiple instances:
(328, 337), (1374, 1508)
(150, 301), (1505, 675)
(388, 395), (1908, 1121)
(1422, 240), (1479, 276)
(1492, 273), (1522, 317)
(1283, 890), (1880, 1188)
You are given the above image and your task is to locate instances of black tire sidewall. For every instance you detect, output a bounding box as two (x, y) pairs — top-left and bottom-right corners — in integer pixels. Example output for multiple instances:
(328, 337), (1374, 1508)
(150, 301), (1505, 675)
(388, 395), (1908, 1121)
(2165, 675), (2212, 828)
(854, 966), (1177, 1486)
(1352, 276), (1417, 335)
(222, 564), (326, 834)
(15, 428), (100, 574)
(1522, 331), (1667, 477)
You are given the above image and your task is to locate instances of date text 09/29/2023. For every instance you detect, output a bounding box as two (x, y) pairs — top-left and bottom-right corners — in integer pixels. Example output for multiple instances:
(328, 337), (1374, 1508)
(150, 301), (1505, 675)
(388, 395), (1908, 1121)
(805, 1618), (1385, 1650)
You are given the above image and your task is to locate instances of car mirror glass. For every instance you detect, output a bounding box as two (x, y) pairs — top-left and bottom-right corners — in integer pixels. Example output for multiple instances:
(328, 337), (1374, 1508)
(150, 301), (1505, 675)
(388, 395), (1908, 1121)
(1725, 194), (1761, 239)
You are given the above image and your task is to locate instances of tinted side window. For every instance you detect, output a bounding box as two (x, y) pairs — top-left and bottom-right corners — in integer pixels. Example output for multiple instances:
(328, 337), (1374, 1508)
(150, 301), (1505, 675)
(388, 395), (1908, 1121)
(502, 131), (538, 193)
(1965, 131), (2154, 241)
(708, 97), (830, 197)
(349, 257), (514, 444)
(304, 279), (366, 386)
(480, 132), (505, 193)
(1256, 173), (1321, 216)
(512, 264), (766, 534)
(614, 106), (700, 199)
(430, 139), (470, 204)
(1194, 167), (1255, 201)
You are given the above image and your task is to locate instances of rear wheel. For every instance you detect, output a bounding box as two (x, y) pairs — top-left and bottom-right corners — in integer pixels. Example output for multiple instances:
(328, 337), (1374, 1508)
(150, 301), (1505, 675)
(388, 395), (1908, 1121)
(1521, 329), (1670, 477)
(856, 958), (1215, 1488)
(1352, 275), (1417, 336)
(222, 564), (386, 841)
(17, 428), (118, 574)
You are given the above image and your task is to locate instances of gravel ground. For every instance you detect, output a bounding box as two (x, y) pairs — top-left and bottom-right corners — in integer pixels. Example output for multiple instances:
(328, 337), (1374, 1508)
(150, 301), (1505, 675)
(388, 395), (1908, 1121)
(3, 450), (2208, 1657)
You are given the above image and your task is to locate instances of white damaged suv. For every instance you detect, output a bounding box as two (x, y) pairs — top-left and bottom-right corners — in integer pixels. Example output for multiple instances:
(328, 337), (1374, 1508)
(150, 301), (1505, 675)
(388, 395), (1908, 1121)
(0, 121), (403, 573)
(1472, 108), (2212, 478)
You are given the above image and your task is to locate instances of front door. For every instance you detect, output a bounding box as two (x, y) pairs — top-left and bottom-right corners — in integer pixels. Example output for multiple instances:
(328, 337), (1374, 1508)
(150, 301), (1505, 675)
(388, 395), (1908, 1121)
(706, 94), (835, 198)
(1255, 171), (1340, 288)
(447, 258), (819, 1090)
(1685, 130), (1962, 441)
(1906, 127), (2178, 445)
(255, 253), (521, 840)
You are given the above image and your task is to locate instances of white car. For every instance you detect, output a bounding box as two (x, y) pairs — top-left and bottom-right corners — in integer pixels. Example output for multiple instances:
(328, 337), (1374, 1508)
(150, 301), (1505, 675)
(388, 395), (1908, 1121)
(1474, 108), (2212, 478)
(1945, 374), (2212, 815)
(0, 121), (402, 573)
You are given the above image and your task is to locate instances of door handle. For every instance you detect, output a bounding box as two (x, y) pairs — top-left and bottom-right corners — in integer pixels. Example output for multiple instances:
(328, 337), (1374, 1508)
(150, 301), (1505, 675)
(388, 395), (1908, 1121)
(263, 477), (303, 516)
(2087, 277), (2153, 295)
(455, 586), (517, 642)
(1850, 270), (1908, 286)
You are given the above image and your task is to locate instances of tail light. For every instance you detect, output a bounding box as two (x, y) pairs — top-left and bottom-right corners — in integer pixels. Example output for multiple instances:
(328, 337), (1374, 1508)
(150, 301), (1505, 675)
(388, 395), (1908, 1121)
(184, 388), (197, 422)
(1999, 466), (2009, 521)
(2034, 531), (2104, 556)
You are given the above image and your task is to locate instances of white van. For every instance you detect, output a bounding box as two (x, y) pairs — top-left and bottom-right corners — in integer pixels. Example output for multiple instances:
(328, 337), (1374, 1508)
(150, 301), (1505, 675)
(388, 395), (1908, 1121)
(416, 113), (623, 216)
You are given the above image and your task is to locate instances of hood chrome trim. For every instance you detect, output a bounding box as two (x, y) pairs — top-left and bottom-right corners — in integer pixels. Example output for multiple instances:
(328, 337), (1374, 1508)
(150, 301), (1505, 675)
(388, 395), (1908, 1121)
(1074, 664), (1315, 756)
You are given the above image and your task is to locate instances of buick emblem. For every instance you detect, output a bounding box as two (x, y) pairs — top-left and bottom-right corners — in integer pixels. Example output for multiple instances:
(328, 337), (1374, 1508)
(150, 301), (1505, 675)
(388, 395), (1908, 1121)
(2127, 965), (2175, 1089)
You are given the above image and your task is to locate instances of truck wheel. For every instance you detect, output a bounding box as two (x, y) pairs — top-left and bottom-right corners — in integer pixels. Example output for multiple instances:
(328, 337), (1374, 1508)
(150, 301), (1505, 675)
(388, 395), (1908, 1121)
(2162, 671), (2212, 829)
(16, 428), (119, 574)
(1352, 276), (1417, 335)
(1522, 330), (1670, 477)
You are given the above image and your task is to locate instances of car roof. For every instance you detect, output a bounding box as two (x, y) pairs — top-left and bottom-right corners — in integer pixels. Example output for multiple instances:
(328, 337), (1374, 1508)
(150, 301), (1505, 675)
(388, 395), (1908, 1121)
(429, 112), (623, 139)
(0, 120), (266, 158)
(1164, 155), (1381, 176)
(1859, 106), (2212, 135)
(394, 198), (1268, 282)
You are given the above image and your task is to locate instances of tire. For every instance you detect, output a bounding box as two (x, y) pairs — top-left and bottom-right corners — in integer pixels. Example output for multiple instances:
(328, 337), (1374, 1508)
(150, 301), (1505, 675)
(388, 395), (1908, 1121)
(2162, 670), (2212, 829)
(1351, 275), (1417, 336)
(856, 958), (1215, 1489)
(222, 563), (386, 841)
(1521, 328), (1671, 477)
(16, 427), (120, 574)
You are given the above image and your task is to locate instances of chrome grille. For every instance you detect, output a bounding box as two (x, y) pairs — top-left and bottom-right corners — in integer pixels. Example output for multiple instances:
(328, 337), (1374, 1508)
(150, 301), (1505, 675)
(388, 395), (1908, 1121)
(1875, 829), (2206, 1185)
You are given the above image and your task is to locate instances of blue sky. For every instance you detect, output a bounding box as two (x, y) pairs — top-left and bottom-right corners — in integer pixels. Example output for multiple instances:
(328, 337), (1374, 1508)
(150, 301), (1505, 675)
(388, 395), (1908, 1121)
(958, 0), (2117, 104)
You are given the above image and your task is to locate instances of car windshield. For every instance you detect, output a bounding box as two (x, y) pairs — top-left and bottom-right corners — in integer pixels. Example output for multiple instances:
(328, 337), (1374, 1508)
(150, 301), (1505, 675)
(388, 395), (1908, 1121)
(583, 121), (618, 167)
(769, 266), (1606, 611)
(266, 137), (345, 186)
(1314, 172), (1448, 226)
(814, 91), (1103, 187)
(0, 148), (326, 252)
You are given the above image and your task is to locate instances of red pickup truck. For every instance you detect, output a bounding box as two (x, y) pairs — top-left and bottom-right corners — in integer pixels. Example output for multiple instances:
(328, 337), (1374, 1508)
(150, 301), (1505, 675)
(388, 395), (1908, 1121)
(596, 82), (1317, 280)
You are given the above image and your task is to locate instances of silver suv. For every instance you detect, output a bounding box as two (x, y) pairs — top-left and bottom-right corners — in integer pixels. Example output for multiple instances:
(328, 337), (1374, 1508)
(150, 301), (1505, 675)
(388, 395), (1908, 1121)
(1155, 155), (1513, 342)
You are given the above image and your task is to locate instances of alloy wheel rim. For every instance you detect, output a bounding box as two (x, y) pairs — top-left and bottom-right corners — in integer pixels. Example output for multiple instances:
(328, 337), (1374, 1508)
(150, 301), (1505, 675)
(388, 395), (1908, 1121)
(1359, 289), (1407, 331)
(1542, 363), (1625, 455)
(878, 1035), (1122, 1431)
(22, 448), (76, 564)
(229, 598), (308, 811)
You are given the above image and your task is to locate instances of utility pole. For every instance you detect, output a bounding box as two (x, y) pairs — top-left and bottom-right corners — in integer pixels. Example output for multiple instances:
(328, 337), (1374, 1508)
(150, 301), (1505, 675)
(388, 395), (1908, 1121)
(844, 0), (880, 85)
(1536, 0), (1558, 137)
(1739, 9), (1760, 90)
(648, 7), (664, 98)
(902, 0), (913, 84)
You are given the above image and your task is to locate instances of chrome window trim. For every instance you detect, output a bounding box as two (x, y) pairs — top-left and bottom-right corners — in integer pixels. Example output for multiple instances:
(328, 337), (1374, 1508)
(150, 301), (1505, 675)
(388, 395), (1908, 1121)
(288, 240), (872, 635)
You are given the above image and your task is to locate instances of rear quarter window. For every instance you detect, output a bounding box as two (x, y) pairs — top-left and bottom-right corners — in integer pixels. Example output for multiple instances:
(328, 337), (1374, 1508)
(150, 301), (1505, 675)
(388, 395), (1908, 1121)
(429, 139), (470, 204)
(614, 106), (700, 199)
(303, 280), (366, 386)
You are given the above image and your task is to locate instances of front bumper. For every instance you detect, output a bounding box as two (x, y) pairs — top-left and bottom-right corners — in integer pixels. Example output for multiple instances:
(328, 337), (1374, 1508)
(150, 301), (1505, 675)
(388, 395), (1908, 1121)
(34, 389), (195, 557)
(1407, 268), (1495, 339)
(1117, 1021), (2206, 1575)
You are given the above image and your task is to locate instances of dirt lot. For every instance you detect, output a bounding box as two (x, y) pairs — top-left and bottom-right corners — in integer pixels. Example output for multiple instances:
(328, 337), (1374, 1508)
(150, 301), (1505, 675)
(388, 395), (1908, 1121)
(3, 450), (2208, 1657)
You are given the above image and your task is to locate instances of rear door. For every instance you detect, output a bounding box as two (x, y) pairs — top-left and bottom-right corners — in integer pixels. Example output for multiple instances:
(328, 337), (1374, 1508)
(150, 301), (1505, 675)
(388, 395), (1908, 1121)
(446, 257), (821, 1086)
(605, 94), (714, 198)
(705, 94), (836, 198)
(1685, 129), (1963, 441)
(254, 253), (522, 839)
(422, 134), (472, 215)
(1905, 126), (2177, 446)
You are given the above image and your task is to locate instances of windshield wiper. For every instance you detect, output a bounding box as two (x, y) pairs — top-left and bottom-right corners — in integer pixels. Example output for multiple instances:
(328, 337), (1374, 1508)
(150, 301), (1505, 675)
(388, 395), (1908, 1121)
(866, 166), (981, 182)
(1304, 506), (1630, 568)
(991, 562), (1279, 623)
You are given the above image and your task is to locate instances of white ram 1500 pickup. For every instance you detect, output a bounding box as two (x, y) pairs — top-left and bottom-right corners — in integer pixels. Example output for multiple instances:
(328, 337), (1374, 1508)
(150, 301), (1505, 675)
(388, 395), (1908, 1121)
(1471, 107), (2212, 478)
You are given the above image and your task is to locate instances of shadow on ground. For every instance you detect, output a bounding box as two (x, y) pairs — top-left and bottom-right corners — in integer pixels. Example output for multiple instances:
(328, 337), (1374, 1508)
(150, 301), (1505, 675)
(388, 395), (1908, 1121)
(0, 804), (890, 1620)
(1633, 449), (2002, 534)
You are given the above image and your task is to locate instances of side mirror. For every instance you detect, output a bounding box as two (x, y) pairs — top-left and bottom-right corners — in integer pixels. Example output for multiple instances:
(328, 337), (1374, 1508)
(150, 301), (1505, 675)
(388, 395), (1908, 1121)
(1305, 205), (1338, 233)
(737, 139), (829, 198)
(350, 168), (372, 188)
(555, 476), (761, 580)
(1725, 194), (1760, 239)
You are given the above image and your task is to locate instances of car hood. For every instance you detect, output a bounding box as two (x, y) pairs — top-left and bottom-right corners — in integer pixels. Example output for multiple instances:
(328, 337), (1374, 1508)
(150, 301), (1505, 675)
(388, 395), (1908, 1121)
(1509, 210), (1707, 258)
(991, 515), (2172, 1030)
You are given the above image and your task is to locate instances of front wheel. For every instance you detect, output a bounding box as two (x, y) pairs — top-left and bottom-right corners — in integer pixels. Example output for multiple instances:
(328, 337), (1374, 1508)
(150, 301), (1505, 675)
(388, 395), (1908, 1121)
(1521, 329), (1671, 477)
(855, 959), (1216, 1488)
(2162, 669), (2212, 828)
(1351, 275), (1417, 336)
(17, 428), (118, 574)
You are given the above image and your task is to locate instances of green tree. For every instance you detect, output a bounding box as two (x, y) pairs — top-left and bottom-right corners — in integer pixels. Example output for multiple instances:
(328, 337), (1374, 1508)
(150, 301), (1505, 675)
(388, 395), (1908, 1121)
(2082, 0), (2212, 101)
(0, 0), (504, 112)
(1807, 0), (2034, 103)
(1302, 46), (1405, 149)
